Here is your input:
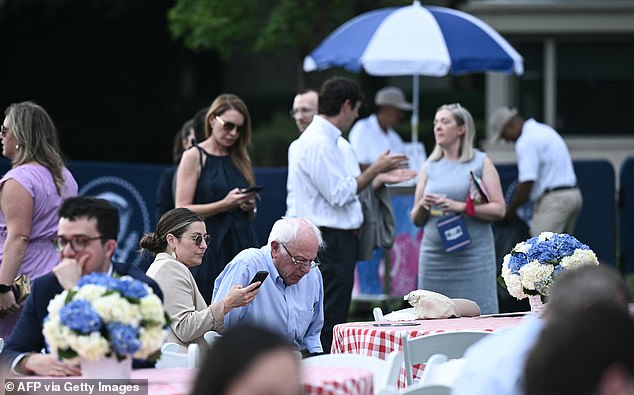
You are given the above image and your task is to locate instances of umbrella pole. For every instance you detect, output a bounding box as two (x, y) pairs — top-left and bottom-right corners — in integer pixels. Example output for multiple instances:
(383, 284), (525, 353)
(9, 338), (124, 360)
(411, 74), (420, 143)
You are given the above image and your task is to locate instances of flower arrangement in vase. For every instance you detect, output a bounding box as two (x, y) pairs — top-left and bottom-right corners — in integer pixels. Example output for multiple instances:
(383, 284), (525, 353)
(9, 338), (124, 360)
(43, 273), (167, 377)
(500, 232), (599, 309)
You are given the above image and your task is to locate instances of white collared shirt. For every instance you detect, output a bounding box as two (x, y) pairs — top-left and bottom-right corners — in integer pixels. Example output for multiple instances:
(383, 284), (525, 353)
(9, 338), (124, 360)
(287, 115), (363, 229)
(349, 114), (406, 164)
(515, 119), (577, 201)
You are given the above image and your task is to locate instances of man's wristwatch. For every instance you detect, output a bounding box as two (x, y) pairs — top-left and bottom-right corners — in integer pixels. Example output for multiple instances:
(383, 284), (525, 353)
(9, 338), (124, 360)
(0, 284), (12, 293)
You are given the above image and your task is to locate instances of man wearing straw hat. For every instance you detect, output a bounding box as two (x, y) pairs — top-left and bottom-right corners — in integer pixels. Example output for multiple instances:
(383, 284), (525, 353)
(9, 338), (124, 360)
(489, 107), (582, 236)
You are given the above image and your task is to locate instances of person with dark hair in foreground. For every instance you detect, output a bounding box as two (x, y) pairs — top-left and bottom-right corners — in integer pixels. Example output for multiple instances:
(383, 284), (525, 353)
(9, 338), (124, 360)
(453, 264), (631, 395)
(524, 304), (634, 395)
(190, 324), (301, 395)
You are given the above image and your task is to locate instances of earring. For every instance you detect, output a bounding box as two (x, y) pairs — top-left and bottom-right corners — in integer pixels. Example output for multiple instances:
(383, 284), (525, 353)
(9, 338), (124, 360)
(171, 249), (177, 259)
(15, 145), (19, 150)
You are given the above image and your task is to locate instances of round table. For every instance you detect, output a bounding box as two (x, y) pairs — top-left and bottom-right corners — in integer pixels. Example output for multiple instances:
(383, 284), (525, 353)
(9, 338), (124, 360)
(332, 314), (526, 388)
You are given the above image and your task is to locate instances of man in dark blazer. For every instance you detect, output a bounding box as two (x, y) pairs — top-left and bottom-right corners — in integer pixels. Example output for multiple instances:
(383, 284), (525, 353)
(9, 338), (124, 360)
(0, 197), (163, 376)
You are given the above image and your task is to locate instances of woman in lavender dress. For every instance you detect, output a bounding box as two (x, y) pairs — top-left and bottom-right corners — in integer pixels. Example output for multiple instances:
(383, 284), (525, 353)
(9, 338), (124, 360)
(0, 102), (78, 338)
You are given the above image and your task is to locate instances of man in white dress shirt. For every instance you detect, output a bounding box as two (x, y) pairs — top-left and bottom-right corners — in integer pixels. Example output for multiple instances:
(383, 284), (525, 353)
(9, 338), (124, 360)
(287, 76), (410, 352)
(490, 107), (582, 236)
(286, 89), (318, 217)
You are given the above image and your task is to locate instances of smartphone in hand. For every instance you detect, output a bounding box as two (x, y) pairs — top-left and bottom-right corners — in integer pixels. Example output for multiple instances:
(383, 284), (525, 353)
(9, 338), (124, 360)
(240, 185), (264, 194)
(249, 271), (269, 289)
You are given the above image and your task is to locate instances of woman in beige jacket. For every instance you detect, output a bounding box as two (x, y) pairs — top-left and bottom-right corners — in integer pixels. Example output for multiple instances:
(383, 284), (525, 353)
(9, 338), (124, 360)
(142, 208), (261, 350)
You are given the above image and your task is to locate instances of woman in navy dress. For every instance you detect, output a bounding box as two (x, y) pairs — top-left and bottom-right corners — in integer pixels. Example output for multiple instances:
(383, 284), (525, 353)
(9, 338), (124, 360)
(175, 94), (259, 304)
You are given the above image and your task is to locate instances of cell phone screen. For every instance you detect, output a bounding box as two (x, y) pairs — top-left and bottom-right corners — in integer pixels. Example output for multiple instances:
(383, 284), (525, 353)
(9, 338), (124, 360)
(249, 271), (269, 289)
(241, 185), (264, 194)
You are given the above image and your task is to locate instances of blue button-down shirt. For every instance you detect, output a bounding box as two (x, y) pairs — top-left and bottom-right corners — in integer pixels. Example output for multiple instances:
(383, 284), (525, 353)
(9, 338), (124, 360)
(212, 245), (324, 353)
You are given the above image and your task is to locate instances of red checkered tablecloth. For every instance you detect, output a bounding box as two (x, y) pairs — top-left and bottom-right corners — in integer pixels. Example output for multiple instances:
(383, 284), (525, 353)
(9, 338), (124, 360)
(331, 315), (525, 389)
(132, 367), (197, 395)
(133, 365), (374, 395)
(302, 365), (374, 395)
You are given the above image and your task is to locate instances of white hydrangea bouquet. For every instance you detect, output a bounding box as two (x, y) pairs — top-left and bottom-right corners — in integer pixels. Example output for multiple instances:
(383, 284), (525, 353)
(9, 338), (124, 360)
(501, 232), (599, 302)
(43, 273), (167, 363)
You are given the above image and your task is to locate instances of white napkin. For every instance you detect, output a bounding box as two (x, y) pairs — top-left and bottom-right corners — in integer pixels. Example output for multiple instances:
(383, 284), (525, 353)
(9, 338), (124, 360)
(382, 307), (418, 322)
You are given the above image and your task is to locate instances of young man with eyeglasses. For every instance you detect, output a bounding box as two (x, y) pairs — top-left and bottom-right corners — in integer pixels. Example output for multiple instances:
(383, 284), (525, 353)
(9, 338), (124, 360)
(0, 196), (163, 376)
(286, 89), (318, 217)
(212, 217), (325, 356)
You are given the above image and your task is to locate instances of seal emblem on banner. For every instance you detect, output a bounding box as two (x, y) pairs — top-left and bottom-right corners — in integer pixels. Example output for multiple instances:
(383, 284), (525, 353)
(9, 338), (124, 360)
(79, 176), (150, 266)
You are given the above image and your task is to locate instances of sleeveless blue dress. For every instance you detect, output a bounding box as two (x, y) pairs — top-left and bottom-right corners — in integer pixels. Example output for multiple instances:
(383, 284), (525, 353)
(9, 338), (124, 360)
(191, 147), (258, 304)
(418, 150), (499, 314)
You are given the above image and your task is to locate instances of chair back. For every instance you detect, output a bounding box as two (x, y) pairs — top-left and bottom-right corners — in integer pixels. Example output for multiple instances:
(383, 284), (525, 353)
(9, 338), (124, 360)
(302, 351), (403, 394)
(203, 330), (222, 347)
(373, 307), (385, 321)
(400, 331), (490, 385)
(155, 342), (199, 368)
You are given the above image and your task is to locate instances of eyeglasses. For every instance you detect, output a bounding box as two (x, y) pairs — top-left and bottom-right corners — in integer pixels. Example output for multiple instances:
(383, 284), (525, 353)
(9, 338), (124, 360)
(54, 235), (104, 252)
(280, 243), (319, 269)
(184, 233), (211, 246)
(289, 107), (316, 118)
(0, 125), (9, 137)
(215, 115), (245, 134)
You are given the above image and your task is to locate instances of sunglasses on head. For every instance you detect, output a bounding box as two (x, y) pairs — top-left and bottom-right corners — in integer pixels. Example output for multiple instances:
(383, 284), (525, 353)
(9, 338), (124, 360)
(215, 115), (245, 134)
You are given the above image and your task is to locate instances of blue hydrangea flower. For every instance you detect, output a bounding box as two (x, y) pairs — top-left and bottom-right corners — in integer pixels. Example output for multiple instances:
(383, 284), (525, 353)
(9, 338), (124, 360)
(114, 277), (148, 299)
(553, 233), (588, 257)
(78, 273), (118, 289)
(508, 253), (528, 274)
(60, 300), (102, 334)
(552, 264), (566, 278)
(107, 323), (141, 355)
(527, 241), (558, 264)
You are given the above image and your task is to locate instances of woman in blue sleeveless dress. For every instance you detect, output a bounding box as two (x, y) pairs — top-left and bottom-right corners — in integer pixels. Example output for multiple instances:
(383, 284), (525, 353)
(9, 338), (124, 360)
(410, 104), (505, 314)
(175, 94), (259, 304)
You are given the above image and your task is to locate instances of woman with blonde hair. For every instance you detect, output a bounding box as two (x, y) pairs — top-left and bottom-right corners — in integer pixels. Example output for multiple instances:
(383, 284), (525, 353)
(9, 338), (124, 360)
(175, 94), (259, 303)
(410, 103), (505, 314)
(0, 101), (78, 337)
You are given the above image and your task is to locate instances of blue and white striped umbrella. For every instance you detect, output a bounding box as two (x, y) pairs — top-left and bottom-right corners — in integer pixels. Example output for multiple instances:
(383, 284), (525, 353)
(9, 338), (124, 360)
(303, 0), (523, 141)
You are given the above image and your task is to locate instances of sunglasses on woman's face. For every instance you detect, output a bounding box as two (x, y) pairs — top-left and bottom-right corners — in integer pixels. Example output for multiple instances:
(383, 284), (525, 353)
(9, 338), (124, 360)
(185, 233), (211, 246)
(215, 115), (245, 134)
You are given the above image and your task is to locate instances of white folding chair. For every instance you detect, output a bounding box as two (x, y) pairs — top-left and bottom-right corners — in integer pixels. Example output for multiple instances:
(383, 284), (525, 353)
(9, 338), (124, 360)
(400, 331), (490, 385)
(302, 351), (403, 394)
(155, 342), (199, 368)
(418, 353), (466, 389)
(203, 330), (222, 347)
(373, 307), (385, 321)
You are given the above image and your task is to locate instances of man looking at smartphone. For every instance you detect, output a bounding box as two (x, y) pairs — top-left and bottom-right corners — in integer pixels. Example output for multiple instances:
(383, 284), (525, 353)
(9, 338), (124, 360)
(212, 217), (324, 356)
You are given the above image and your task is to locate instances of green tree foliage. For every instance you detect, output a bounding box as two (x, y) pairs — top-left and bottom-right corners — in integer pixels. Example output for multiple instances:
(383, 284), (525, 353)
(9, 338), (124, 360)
(167, 0), (412, 59)
(168, 0), (350, 59)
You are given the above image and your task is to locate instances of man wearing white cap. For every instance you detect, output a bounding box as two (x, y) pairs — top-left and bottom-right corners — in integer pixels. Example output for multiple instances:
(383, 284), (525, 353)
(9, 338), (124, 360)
(489, 107), (582, 236)
(349, 86), (411, 169)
